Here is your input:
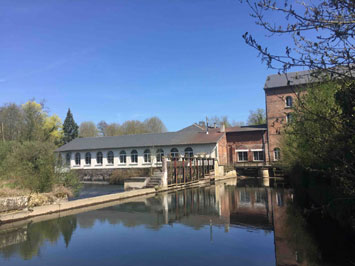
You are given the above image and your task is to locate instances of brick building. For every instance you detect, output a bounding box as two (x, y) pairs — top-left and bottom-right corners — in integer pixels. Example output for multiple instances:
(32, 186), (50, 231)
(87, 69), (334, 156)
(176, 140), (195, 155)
(264, 70), (311, 163)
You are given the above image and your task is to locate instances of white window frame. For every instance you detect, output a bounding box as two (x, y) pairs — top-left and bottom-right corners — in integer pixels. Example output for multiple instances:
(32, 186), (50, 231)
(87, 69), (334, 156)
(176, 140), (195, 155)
(236, 149), (248, 162)
(252, 149), (264, 161)
(274, 148), (281, 161)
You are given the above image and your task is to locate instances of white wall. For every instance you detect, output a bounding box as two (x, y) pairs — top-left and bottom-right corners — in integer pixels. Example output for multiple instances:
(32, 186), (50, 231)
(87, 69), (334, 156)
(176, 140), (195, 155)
(62, 144), (218, 170)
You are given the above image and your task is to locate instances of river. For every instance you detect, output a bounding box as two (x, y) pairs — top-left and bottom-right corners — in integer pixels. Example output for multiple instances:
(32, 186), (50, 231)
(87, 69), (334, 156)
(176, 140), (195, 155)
(0, 179), (301, 266)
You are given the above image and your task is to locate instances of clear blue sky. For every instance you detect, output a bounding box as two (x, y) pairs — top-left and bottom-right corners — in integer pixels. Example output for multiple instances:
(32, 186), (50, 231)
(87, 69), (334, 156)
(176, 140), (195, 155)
(0, 0), (285, 131)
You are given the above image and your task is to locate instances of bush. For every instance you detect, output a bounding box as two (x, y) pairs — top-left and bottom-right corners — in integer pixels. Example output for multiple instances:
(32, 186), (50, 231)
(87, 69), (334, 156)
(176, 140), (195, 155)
(0, 141), (80, 194)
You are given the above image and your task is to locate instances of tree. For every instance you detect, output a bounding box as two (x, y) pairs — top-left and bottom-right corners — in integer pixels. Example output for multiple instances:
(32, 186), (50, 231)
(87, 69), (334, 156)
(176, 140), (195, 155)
(247, 108), (266, 125)
(105, 123), (122, 136)
(79, 121), (99, 138)
(97, 120), (108, 136)
(0, 103), (23, 141)
(241, 0), (355, 79)
(143, 117), (167, 133)
(62, 109), (78, 144)
(241, 0), (355, 195)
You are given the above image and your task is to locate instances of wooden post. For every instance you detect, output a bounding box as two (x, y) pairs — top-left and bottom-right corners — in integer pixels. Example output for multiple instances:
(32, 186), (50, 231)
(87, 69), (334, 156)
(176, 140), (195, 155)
(202, 159), (205, 178)
(174, 159), (177, 184)
(182, 158), (186, 183)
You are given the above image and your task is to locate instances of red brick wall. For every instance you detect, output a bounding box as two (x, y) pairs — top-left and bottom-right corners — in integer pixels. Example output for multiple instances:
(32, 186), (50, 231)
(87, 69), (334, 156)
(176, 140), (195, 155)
(265, 87), (304, 162)
(217, 133), (228, 165)
(226, 130), (268, 164)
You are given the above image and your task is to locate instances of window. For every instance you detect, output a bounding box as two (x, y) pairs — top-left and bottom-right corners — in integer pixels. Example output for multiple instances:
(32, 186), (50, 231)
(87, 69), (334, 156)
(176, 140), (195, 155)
(253, 151), (264, 161)
(237, 151), (248, 162)
(131, 150), (138, 163)
(75, 153), (81, 165)
(96, 152), (103, 165)
(274, 148), (281, 161)
(144, 149), (151, 163)
(156, 149), (164, 162)
(170, 148), (179, 160)
(184, 147), (193, 158)
(285, 96), (293, 107)
(119, 150), (126, 163)
(85, 152), (91, 165)
(286, 113), (293, 123)
(65, 153), (71, 166)
(107, 151), (114, 164)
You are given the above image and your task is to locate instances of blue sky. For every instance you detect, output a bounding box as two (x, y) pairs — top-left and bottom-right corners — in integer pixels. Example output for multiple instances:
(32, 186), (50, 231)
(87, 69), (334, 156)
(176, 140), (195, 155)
(0, 0), (288, 131)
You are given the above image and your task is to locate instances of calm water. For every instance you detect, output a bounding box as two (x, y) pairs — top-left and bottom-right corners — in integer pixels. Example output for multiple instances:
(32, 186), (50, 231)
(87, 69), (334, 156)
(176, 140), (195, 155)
(0, 179), (292, 266)
(70, 183), (124, 200)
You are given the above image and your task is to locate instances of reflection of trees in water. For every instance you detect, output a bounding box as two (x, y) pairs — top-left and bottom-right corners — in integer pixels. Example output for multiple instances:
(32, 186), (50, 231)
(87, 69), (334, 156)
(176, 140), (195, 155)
(0, 216), (77, 260)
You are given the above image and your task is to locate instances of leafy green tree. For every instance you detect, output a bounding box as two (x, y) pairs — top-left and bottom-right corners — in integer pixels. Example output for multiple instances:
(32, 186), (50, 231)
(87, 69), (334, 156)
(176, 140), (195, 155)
(247, 108), (266, 125)
(62, 109), (78, 144)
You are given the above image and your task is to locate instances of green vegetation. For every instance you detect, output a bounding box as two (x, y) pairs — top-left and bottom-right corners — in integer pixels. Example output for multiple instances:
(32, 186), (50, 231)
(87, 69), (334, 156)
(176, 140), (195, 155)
(0, 101), (79, 195)
(62, 108), (79, 144)
(281, 81), (355, 197)
(247, 108), (266, 125)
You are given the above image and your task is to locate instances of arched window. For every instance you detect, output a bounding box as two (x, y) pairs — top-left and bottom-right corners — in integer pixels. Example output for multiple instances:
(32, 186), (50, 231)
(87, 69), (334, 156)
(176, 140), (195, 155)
(96, 152), (103, 165)
(85, 152), (91, 165)
(286, 96), (293, 107)
(274, 148), (281, 161)
(156, 149), (164, 162)
(75, 153), (81, 165)
(65, 153), (71, 166)
(170, 148), (179, 160)
(184, 147), (193, 158)
(286, 113), (293, 123)
(131, 150), (138, 163)
(143, 149), (151, 163)
(119, 150), (126, 163)
(107, 151), (114, 164)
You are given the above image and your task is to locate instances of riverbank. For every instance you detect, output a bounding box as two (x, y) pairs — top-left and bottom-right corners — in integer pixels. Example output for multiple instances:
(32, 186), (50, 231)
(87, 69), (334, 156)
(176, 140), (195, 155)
(0, 175), (235, 225)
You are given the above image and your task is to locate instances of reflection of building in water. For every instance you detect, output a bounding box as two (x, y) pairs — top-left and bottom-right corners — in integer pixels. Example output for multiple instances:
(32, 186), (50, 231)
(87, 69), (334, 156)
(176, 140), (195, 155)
(73, 181), (274, 233)
(0, 183), (297, 262)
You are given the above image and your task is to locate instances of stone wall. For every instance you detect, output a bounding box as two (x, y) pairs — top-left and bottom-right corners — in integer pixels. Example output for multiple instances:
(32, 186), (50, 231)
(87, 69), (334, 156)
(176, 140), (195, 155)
(0, 196), (28, 213)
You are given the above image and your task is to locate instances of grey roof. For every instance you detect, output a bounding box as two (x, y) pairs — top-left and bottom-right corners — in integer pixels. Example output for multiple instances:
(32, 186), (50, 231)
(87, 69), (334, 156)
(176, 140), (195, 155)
(56, 129), (223, 152)
(225, 126), (266, 133)
(264, 69), (315, 89)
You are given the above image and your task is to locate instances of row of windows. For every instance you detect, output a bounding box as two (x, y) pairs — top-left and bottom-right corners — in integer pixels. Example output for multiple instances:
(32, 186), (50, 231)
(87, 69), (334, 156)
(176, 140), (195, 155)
(237, 151), (265, 162)
(69, 147), (195, 166)
(236, 148), (281, 162)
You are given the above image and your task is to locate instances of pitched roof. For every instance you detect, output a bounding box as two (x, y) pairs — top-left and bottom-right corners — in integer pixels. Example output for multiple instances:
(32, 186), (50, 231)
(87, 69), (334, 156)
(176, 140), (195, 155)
(264, 69), (315, 89)
(56, 129), (223, 152)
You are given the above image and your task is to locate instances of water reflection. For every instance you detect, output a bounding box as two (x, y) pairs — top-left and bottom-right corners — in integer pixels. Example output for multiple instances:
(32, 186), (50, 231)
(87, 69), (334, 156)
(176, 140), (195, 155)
(0, 179), (298, 266)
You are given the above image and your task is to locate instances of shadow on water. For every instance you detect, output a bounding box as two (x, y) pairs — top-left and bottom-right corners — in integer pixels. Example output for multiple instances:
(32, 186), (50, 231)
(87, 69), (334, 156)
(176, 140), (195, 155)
(0, 177), (350, 265)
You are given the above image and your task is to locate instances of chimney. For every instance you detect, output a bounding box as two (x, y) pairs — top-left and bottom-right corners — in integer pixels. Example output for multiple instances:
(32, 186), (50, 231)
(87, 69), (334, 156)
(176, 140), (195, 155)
(214, 122), (216, 128)
(221, 123), (225, 133)
(206, 117), (209, 134)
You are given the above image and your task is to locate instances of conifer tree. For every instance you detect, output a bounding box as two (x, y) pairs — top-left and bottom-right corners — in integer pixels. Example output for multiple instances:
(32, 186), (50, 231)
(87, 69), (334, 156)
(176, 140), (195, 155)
(62, 109), (78, 144)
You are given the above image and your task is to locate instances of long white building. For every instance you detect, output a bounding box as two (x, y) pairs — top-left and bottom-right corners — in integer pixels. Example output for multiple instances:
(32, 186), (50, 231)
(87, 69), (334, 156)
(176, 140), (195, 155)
(56, 124), (227, 170)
